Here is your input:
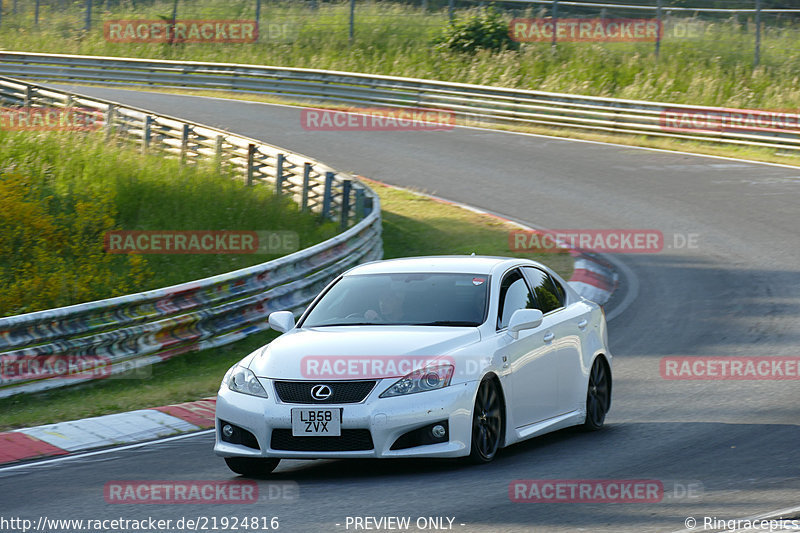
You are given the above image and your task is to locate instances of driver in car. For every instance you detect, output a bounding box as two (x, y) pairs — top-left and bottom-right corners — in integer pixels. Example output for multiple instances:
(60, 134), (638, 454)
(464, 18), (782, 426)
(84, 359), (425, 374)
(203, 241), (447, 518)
(364, 286), (405, 322)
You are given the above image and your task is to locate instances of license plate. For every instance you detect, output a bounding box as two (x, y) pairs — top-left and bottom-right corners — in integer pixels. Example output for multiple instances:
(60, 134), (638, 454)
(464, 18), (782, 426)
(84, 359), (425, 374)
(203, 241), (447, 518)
(291, 408), (341, 437)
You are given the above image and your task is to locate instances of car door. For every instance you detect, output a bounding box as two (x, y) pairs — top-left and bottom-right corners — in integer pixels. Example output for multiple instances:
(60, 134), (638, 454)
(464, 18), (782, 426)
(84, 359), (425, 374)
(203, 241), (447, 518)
(522, 266), (591, 415)
(495, 268), (561, 429)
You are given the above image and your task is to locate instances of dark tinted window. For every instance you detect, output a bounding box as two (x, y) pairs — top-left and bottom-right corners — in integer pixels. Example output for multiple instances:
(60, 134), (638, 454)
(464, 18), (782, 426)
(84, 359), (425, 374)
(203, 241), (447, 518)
(497, 269), (536, 329)
(522, 267), (565, 314)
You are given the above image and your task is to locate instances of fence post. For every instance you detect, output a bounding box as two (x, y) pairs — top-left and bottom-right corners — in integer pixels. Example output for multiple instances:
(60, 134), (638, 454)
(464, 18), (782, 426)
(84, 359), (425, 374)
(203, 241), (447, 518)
(105, 105), (115, 140)
(355, 187), (365, 220)
(340, 180), (352, 229)
(551, 0), (558, 49)
(754, 0), (761, 67)
(255, 0), (261, 43)
(180, 123), (190, 165)
(349, 0), (355, 43)
(655, 0), (662, 59)
(322, 172), (334, 219)
(0, 0), (3, 28)
(35, 0), (40, 25)
(142, 116), (152, 154)
(302, 163), (311, 211)
(246, 144), (256, 186)
(85, 0), (92, 31)
(275, 153), (285, 194)
(448, 0), (453, 23)
(215, 135), (224, 172)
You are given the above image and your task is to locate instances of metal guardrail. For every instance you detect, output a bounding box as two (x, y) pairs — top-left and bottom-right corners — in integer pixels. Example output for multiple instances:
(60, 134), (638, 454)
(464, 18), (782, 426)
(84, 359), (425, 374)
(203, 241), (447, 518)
(0, 76), (383, 398)
(0, 51), (797, 152)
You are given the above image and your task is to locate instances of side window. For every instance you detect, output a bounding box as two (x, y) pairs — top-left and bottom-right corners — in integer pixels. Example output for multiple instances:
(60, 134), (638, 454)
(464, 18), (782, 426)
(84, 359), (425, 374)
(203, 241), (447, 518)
(497, 269), (535, 329)
(522, 267), (565, 314)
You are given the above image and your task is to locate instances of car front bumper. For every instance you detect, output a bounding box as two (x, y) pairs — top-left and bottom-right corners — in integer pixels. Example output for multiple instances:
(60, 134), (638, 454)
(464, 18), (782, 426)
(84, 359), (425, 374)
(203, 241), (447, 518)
(213, 378), (477, 459)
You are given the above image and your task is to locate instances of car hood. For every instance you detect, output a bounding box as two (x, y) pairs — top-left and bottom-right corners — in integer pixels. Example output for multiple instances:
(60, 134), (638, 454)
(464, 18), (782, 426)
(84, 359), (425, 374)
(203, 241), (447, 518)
(248, 326), (481, 380)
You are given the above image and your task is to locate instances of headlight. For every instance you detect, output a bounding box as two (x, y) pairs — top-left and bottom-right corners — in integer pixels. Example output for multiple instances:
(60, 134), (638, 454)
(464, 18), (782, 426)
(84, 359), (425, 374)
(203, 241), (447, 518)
(380, 364), (454, 398)
(224, 365), (268, 398)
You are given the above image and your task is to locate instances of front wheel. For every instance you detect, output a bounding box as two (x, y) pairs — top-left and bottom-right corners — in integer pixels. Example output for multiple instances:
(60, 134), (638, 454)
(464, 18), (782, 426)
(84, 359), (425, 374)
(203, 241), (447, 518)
(224, 457), (280, 477)
(582, 357), (610, 431)
(468, 378), (504, 463)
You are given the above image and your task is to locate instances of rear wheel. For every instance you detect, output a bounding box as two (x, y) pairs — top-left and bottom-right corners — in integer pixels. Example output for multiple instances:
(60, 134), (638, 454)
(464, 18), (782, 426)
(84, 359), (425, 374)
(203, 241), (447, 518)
(468, 378), (504, 463)
(224, 457), (280, 477)
(582, 357), (610, 431)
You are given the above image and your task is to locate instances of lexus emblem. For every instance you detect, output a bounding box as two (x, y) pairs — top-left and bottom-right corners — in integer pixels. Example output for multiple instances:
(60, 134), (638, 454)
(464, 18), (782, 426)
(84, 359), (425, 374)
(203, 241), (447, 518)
(310, 384), (332, 401)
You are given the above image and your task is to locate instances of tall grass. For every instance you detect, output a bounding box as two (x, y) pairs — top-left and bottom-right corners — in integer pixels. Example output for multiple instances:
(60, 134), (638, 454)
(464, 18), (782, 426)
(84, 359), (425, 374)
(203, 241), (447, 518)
(0, 0), (799, 108)
(0, 130), (338, 317)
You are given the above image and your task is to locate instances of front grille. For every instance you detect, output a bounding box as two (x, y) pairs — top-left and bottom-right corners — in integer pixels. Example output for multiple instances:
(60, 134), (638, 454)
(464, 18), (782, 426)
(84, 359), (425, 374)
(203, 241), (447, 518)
(270, 429), (374, 451)
(274, 380), (376, 404)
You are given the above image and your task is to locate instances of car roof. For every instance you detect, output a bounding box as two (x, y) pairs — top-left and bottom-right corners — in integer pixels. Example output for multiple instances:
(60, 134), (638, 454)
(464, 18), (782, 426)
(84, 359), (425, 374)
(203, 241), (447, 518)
(343, 255), (538, 276)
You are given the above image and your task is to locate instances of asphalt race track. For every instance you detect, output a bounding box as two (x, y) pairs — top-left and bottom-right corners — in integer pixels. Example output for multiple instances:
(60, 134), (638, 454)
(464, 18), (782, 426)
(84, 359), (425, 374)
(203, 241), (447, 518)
(2, 85), (799, 533)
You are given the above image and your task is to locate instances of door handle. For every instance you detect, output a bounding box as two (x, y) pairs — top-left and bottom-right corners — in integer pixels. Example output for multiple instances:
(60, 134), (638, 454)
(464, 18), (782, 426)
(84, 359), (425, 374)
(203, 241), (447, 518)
(543, 331), (555, 343)
(577, 319), (588, 330)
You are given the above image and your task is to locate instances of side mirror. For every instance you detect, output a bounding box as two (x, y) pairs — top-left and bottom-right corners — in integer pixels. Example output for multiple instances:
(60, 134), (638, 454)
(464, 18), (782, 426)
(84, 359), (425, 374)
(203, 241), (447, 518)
(268, 311), (295, 333)
(508, 309), (544, 339)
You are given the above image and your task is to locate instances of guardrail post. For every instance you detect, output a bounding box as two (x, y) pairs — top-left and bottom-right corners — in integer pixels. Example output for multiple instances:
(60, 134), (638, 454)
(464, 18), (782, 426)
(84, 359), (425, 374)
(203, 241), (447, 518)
(355, 187), (365, 220)
(302, 163), (311, 211)
(340, 180), (352, 229)
(142, 116), (153, 154)
(215, 135), (224, 172)
(246, 143), (256, 186)
(23, 86), (32, 107)
(322, 172), (334, 219)
(105, 105), (115, 140)
(276, 153), (285, 194)
(180, 123), (190, 165)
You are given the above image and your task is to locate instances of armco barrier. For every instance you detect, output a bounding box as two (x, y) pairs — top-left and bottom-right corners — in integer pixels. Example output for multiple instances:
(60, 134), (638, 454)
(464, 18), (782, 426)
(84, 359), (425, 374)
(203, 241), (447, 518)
(0, 77), (382, 398)
(0, 51), (798, 151)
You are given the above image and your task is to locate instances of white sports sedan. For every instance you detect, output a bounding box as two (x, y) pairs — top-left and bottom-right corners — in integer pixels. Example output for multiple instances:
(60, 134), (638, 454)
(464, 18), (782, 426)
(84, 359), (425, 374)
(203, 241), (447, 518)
(215, 256), (612, 476)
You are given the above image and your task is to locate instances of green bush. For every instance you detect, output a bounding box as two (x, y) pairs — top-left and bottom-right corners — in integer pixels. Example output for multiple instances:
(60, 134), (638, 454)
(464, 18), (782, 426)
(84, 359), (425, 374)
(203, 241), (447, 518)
(435, 7), (519, 54)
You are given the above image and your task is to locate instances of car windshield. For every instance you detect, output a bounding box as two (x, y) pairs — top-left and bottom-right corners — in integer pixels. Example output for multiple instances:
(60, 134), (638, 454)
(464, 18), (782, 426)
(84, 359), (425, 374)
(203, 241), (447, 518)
(302, 272), (489, 327)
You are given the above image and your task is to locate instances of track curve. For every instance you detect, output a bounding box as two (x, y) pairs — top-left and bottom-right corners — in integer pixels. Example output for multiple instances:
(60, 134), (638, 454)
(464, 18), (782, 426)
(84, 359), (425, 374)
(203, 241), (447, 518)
(2, 85), (799, 533)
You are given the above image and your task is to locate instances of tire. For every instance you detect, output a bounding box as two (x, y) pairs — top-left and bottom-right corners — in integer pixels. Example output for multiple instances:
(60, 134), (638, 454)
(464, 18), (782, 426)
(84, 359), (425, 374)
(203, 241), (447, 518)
(224, 457), (280, 477)
(468, 377), (504, 464)
(582, 357), (611, 431)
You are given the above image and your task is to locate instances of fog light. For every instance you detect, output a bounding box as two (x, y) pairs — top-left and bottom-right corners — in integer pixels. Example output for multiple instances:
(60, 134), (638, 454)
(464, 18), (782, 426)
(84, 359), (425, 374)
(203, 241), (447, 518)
(222, 424), (234, 438)
(431, 424), (446, 439)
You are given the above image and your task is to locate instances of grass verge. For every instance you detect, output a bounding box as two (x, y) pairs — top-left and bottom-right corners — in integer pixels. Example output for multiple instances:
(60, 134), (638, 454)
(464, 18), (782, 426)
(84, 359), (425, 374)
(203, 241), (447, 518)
(0, 129), (339, 317)
(0, 178), (571, 431)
